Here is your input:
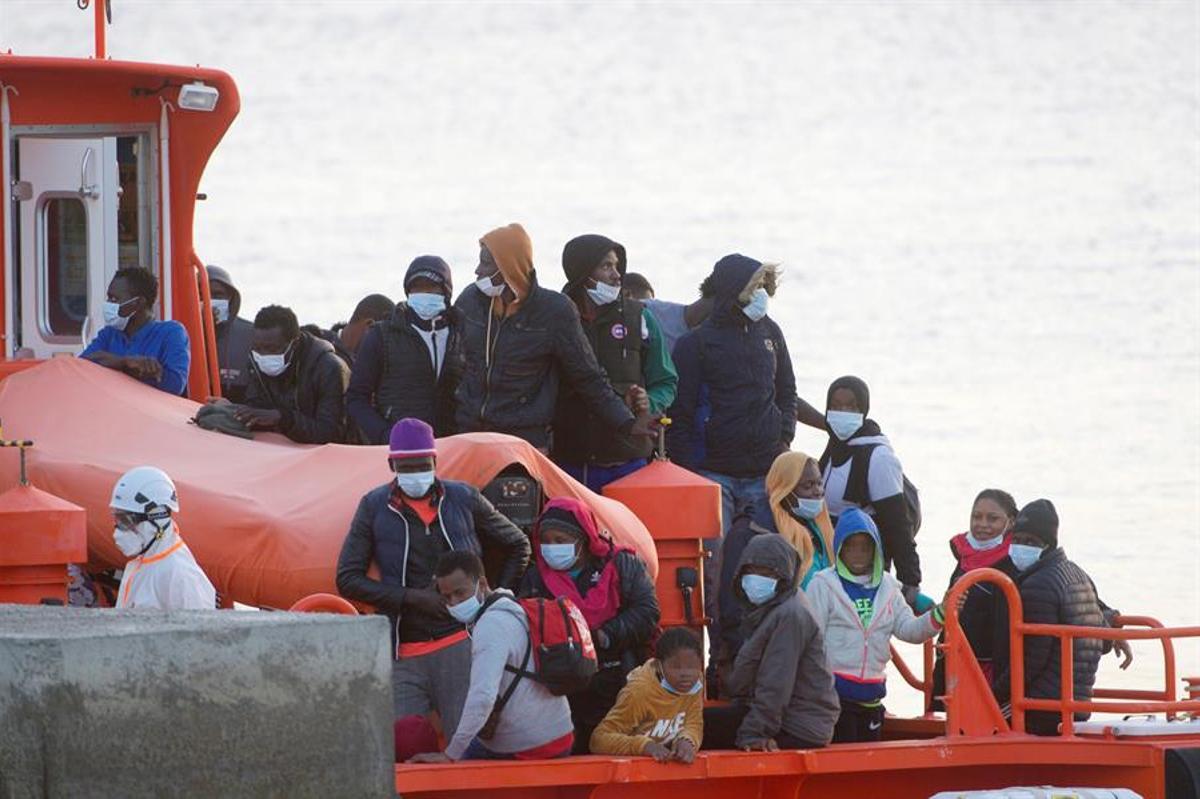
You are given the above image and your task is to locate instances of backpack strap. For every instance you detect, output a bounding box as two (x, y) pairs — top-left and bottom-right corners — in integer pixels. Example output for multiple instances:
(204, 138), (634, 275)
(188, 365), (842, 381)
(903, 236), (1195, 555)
(843, 442), (881, 508)
(491, 598), (535, 720)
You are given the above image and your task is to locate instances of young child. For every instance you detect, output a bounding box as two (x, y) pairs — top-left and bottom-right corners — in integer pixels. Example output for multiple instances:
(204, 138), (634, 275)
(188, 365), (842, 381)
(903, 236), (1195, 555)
(589, 627), (704, 763)
(805, 508), (944, 743)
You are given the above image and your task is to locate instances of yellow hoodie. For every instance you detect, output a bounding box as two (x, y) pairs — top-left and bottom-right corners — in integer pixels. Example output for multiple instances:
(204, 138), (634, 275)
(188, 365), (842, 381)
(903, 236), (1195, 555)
(589, 660), (703, 756)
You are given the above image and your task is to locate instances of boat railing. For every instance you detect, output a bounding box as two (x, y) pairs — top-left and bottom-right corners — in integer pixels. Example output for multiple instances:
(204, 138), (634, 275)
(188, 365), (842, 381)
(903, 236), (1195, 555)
(943, 567), (1200, 736)
(889, 639), (935, 715)
(191, 251), (222, 400)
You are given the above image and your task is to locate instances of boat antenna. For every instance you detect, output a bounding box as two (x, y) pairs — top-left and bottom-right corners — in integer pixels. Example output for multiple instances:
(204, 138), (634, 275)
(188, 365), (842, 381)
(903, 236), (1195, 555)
(76, 0), (112, 60)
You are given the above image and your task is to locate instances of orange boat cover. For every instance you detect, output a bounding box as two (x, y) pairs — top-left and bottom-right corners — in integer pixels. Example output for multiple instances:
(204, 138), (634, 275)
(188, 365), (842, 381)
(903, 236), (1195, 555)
(0, 358), (657, 609)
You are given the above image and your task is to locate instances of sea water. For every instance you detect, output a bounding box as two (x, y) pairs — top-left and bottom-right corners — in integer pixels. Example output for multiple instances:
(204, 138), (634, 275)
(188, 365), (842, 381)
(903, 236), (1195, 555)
(3, 0), (1196, 716)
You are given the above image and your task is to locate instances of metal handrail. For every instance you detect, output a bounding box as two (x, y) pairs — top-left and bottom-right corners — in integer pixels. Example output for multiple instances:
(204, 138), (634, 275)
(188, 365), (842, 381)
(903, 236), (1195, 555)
(890, 639), (936, 714)
(191, 251), (221, 400)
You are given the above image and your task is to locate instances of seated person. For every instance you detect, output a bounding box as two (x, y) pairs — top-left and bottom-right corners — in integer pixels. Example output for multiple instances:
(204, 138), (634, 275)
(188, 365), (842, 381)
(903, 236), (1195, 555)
(805, 509), (944, 743)
(519, 497), (660, 753)
(410, 551), (574, 762)
(233, 305), (350, 444)
(992, 499), (1112, 736)
(702, 535), (840, 751)
(81, 267), (190, 395)
(818, 375), (921, 604)
(206, 265), (254, 403)
(715, 450), (835, 693)
(590, 626), (703, 763)
(336, 418), (530, 736)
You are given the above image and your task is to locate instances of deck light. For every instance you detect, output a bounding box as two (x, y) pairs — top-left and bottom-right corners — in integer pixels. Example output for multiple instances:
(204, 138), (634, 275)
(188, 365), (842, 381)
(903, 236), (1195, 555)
(178, 81), (219, 112)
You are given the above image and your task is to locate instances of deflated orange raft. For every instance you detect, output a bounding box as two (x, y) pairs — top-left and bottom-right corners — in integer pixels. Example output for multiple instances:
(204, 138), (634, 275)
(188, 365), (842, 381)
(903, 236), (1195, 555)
(0, 358), (657, 609)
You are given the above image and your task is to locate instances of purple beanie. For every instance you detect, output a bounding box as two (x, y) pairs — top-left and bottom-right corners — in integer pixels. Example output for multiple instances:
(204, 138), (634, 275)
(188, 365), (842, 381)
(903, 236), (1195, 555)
(388, 418), (437, 459)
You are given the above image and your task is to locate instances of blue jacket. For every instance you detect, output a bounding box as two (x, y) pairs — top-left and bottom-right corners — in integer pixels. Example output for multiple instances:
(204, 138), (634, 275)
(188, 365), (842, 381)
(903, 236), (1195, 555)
(80, 320), (190, 395)
(666, 255), (797, 477)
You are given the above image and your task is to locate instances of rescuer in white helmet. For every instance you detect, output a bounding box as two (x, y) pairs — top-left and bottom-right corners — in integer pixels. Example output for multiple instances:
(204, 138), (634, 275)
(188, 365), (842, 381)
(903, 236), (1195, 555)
(110, 466), (216, 610)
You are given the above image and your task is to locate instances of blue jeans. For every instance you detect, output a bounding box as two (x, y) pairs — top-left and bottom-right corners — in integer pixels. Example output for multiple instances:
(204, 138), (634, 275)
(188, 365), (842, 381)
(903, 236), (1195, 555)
(697, 470), (769, 665)
(559, 459), (648, 494)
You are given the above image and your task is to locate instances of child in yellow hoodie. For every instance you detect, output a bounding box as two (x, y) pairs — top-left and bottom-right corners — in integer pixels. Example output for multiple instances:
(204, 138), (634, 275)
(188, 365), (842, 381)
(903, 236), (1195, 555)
(590, 627), (704, 762)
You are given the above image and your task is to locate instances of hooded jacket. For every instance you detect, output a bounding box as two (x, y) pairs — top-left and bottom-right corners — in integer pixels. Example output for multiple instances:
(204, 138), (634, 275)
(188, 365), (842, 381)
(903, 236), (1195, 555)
(208, 265), (255, 404)
(519, 497), (660, 669)
(726, 535), (840, 748)
(588, 660), (703, 755)
(244, 331), (351, 444)
(805, 509), (941, 705)
(666, 254), (798, 478)
(453, 225), (635, 449)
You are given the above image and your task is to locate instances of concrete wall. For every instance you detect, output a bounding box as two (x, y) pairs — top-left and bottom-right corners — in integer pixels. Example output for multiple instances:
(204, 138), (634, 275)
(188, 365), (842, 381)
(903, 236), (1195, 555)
(0, 606), (394, 799)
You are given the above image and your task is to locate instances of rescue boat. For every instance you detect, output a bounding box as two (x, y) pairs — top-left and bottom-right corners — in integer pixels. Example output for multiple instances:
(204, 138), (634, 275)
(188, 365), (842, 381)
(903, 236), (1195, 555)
(1, 4), (1198, 797)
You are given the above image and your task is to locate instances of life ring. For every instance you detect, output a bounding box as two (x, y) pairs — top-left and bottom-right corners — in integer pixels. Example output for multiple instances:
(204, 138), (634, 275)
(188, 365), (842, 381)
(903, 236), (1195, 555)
(288, 592), (358, 615)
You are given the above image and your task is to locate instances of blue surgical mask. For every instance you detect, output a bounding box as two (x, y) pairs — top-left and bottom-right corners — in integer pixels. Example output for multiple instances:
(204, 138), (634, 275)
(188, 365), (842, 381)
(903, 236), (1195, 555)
(586, 280), (621, 306)
(660, 676), (703, 696)
(741, 573), (778, 605)
(790, 497), (824, 520)
(826, 410), (864, 441)
(1009, 543), (1044, 572)
(741, 287), (769, 322)
(407, 292), (446, 321)
(541, 542), (578, 571)
(395, 470), (435, 498)
(475, 272), (506, 298)
(447, 583), (482, 624)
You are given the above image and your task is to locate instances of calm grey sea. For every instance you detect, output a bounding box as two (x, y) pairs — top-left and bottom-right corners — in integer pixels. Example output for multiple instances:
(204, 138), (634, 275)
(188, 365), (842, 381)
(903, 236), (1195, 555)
(4, 1), (1198, 713)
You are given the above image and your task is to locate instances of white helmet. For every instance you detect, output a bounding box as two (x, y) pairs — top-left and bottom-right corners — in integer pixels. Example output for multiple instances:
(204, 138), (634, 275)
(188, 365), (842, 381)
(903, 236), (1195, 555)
(110, 466), (180, 518)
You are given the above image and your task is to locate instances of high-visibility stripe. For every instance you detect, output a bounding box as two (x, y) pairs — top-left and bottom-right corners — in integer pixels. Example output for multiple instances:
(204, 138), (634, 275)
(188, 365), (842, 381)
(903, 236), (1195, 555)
(119, 539), (185, 607)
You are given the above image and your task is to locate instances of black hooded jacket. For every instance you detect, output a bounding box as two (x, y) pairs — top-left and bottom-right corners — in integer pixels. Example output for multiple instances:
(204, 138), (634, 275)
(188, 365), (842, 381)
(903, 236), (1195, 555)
(666, 254), (798, 477)
(209, 267), (254, 404)
(244, 332), (351, 444)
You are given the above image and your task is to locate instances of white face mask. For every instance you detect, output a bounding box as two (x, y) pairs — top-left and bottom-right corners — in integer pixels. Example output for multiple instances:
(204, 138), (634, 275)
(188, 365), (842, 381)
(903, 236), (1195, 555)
(252, 346), (291, 377)
(447, 582), (483, 624)
(395, 469), (436, 498)
(586, 280), (621, 306)
(103, 299), (136, 331)
(407, 293), (446, 321)
(966, 531), (1007, 551)
(826, 410), (864, 441)
(741, 287), (769, 322)
(211, 299), (231, 324)
(112, 519), (164, 558)
(475, 272), (506, 298)
(1009, 543), (1044, 572)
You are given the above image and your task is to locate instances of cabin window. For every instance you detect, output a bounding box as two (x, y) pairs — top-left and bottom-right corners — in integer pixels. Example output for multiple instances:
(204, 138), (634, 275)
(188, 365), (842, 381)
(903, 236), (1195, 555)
(42, 197), (89, 338)
(117, 136), (149, 270)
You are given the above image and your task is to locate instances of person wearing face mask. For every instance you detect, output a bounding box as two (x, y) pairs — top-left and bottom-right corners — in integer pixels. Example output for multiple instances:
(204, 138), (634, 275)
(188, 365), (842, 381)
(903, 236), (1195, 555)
(552, 234), (678, 491)
(336, 418), (531, 735)
(108, 466), (216, 610)
(700, 534), (839, 751)
(452, 224), (658, 451)
(991, 499), (1114, 736)
(205, 265), (255, 403)
(347, 257), (463, 444)
(408, 551), (574, 762)
(713, 451), (836, 693)
(81, 267), (190, 396)
(817, 375), (923, 607)
(233, 304), (350, 444)
(805, 509), (945, 743)
(589, 626), (704, 762)
(665, 254), (803, 663)
(518, 498), (660, 754)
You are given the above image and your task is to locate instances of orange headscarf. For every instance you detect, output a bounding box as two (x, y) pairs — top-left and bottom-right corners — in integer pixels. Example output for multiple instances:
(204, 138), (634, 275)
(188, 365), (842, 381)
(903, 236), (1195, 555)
(765, 450), (835, 580)
(480, 223), (534, 318)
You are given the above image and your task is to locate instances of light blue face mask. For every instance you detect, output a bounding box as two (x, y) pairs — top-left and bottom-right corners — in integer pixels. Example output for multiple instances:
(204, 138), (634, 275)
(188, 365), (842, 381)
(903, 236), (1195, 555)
(741, 573), (778, 605)
(790, 497), (824, 520)
(741, 287), (769, 322)
(826, 410), (864, 441)
(447, 582), (482, 624)
(1008, 543), (1044, 572)
(660, 676), (703, 696)
(586, 280), (621, 306)
(541, 542), (578, 571)
(407, 292), (446, 321)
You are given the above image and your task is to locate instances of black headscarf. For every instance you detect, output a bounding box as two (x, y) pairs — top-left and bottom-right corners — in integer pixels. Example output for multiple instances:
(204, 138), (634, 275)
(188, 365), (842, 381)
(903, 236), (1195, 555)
(819, 375), (881, 468)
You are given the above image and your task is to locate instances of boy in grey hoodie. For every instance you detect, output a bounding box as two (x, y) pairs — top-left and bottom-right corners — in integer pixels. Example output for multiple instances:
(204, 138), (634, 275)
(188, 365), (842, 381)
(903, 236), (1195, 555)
(701, 535), (840, 750)
(409, 551), (574, 762)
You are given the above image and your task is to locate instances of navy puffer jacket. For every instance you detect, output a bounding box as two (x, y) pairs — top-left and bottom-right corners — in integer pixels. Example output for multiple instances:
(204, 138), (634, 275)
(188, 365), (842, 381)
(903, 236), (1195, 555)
(666, 254), (798, 477)
(993, 547), (1107, 733)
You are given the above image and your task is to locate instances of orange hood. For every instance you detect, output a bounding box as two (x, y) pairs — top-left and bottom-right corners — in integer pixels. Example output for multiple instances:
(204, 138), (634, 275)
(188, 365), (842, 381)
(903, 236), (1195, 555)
(480, 223), (534, 317)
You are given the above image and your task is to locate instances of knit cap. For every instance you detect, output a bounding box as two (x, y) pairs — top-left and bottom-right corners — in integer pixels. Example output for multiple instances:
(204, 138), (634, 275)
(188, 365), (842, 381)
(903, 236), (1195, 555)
(403, 255), (453, 299)
(538, 505), (585, 538)
(1012, 498), (1059, 548)
(388, 418), (437, 460)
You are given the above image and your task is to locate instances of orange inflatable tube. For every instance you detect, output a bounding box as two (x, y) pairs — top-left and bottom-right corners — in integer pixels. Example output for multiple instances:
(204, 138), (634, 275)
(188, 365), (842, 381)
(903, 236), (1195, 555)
(0, 358), (657, 609)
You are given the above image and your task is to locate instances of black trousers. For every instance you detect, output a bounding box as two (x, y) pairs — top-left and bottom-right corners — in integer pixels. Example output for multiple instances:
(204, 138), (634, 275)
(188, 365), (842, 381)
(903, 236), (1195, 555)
(700, 704), (825, 750)
(831, 699), (885, 743)
(569, 665), (628, 754)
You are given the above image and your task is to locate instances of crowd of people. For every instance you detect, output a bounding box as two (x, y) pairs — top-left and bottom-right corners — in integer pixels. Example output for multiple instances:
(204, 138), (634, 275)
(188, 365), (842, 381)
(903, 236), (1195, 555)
(85, 223), (1131, 762)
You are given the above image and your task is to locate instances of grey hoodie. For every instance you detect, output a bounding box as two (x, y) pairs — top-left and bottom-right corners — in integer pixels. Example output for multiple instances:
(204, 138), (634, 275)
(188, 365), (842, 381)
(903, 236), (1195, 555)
(727, 535), (840, 748)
